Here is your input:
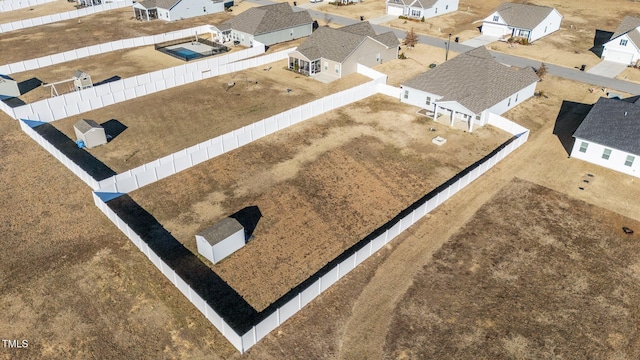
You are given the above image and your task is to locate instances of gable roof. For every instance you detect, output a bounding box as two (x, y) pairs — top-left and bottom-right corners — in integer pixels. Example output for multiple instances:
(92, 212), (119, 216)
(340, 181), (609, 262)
(198, 218), (244, 246)
(295, 22), (399, 63)
(411, 0), (437, 9)
(610, 16), (640, 41)
(493, 2), (555, 30)
(138, 0), (177, 10)
(573, 96), (640, 156)
(402, 46), (539, 114)
(74, 119), (102, 134)
(218, 3), (312, 36)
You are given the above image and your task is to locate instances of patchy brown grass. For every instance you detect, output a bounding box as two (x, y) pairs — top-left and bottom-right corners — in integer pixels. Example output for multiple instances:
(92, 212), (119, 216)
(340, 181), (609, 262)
(384, 178), (640, 359)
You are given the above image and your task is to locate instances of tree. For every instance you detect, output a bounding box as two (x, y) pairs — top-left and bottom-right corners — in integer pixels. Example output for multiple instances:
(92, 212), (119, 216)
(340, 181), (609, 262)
(536, 62), (548, 80)
(404, 28), (418, 49)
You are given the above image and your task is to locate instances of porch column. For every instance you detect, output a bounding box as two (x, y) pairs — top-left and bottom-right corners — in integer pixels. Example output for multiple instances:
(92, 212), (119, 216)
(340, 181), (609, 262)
(449, 110), (455, 127)
(468, 116), (474, 133)
(433, 106), (439, 122)
(146, 10), (150, 21)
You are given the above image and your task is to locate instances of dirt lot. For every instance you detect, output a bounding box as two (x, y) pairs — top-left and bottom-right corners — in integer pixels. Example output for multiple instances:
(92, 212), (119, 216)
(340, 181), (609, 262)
(12, 37), (307, 104)
(52, 61), (370, 173)
(130, 94), (510, 311)
(0, 0), (79, 23)
(386, 0), (640, 67)
(384, 178), (640, 359)
(0, 7), (235, 64)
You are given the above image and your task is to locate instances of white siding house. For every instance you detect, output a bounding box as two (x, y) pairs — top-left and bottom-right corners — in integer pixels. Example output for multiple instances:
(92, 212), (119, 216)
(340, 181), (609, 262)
(570, 96), (640, 178)
(209, 3), (313, 47)
(400, 46), (539, 132)
(133, 0), (226, 21)
(482, 2), (562, 43)
(288, 22), (399, 81)
(386, 0), (458, 20)
(602, 16), (640, 65)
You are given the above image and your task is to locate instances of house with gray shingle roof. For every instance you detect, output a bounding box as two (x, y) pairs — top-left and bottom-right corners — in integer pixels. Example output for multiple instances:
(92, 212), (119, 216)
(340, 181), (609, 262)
(481, 2), (562, 43)
(400, 46), (539, 132)
(601, 16), (640, 65)
(208, 3), (313, 47)
(386, 0), (457, 20)
(571, 96), (640, 177)
(133, 0), (227, 21)
(287, 22), (399, 81)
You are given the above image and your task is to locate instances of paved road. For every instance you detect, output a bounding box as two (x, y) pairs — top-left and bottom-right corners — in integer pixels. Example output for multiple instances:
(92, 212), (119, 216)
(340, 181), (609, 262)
(252, 0), (640, 94)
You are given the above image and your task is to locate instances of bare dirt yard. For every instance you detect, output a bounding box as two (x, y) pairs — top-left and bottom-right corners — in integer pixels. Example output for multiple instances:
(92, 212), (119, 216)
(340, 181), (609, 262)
(129, 94), (511, 311)
(52, 60), (371, 173)
(384, 178), (640, 359)
(318, 0), (640, 70)
(0, 0), (79, 23)
(0, 7), (234, 64)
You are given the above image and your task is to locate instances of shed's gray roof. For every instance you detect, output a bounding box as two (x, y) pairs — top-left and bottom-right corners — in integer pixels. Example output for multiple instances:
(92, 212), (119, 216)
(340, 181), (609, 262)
(218, 3), (312, 36)
(296, 22), (398, 63)
(73, 70), (89, 79)
(494, 2), (555, 30)
(573, 96), (640, 156)
(402, 46), (539, 114)
(198, 218), (244, 246)
(611, 16), (640, 40)
(74, 119), (102, 134)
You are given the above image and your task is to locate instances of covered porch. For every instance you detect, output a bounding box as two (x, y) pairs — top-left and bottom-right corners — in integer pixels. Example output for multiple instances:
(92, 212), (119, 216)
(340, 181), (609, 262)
(133, 3), (158, 21)
(429, 102), (483, 133)
(288, 55), (321, 76)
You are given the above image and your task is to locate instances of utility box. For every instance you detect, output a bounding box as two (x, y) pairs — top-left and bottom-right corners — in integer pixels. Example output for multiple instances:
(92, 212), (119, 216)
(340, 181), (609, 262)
(196, 218), (245, 264)
(74, 119), (107, 148)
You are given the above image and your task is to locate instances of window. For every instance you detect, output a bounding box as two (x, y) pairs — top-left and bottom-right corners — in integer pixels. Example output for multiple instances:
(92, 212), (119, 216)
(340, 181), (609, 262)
(625, 155), (635, 167)
(515, 94), (519, 102)
(445, 4), (448, 9)
(324, 62), (328, 70)
(411, 9), (421, 17)
(602, 148), (611, 160)
(403, 90), (409, 99)
(493, 15), (499, 22)
(476, 114), (481, 121)
(376, 53), (381, 62)
(203, 6), (206, 12)
(426, 96), (431, 105)
(508, 98), (511, 106)
(621, 39), (628, 46)
(579, 141), (588, 153)
(544, 26), (547, 33)
(435, 8), (438, 13)
(335, 64), (339, 74)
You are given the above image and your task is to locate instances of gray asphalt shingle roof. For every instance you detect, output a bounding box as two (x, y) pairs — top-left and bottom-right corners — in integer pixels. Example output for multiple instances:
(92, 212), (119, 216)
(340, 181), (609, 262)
(198, 218), (244, 246)
(494, 2), (555, 30)
(402, 46), (539, 114)
(74, 119), (101, 134)
(611, 16), (640, 40)
(219, 3), (312, 35)
(573, 97), (640, 156)
(296, 22), (398, 63)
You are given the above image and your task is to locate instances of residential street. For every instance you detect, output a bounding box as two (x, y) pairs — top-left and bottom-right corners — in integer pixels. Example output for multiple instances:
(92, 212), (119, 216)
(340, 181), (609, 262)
(247, 0), (640, 94)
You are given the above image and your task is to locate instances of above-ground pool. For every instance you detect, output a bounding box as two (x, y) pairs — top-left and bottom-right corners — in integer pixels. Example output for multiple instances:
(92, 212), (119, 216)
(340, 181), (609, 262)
(156, 41), (230, 62)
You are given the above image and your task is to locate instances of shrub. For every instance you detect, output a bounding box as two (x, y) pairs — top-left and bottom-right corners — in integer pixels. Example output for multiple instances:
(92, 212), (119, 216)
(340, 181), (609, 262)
(421, 16), (425, 22)
(399, 52), (407, 59)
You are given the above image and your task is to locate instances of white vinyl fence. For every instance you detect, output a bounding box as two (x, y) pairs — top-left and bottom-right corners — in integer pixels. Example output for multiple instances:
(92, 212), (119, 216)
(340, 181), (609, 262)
(0, 0), (133, 33)
(92, 191), (245, 351)
(97, 77), (387, 193)
(0, 0), (57, 12)
(6, 42), (279, 122)
(0, 24), (211, 74)
(93, 117), (530, 353)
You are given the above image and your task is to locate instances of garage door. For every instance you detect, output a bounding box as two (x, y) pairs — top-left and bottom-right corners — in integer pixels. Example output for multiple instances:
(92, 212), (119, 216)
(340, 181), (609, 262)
(387, 5), (403, 16)
(482, 23), (508, 38)
(604, 49), (633, 65)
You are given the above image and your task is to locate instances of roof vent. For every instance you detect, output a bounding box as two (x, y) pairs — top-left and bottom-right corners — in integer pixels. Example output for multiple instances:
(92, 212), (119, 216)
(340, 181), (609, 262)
(625, 111), (628, 116)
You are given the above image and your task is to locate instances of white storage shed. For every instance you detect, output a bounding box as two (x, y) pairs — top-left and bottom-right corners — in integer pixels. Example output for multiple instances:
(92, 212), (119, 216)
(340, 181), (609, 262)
(74, 119), (107, 148)
(196, 218), (245, 264)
